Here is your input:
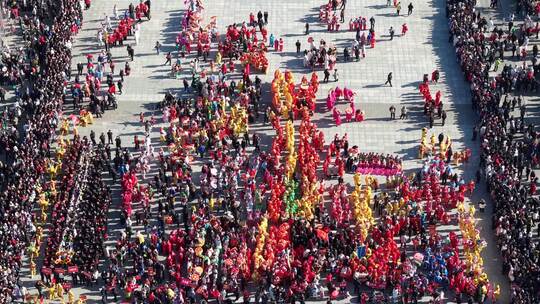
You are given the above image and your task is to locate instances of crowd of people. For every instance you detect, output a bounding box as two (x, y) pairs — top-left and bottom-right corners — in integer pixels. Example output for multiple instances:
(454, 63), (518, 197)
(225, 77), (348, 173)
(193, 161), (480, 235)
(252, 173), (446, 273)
(0, 0), (114, 301)
(1, 0), (538, 302)
(311, 0), (411, 72)
(39, 136), (112, 289)
(72, 0), (152, 120)
(447, 0), (540, 301)
(38, 0), (501, 301)
(86, 90), (496, 304)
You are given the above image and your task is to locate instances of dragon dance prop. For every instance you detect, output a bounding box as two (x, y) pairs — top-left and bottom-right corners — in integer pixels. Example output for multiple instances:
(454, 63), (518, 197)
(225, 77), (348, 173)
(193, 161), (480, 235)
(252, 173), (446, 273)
(249, 68), (494, 300)
(271, 70), (318, 120)
(350, 174), (375, 241)
(252, 216), (268, 274)
(240, 42), (269, 73)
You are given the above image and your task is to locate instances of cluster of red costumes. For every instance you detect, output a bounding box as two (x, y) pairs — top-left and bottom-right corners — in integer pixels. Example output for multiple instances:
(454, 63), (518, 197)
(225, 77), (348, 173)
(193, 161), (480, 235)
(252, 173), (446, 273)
(326, 87), (363, 125)
(107, 17), (134, 46)
(121, 171), (140, 218)
(349, 17), (368, 31)
(135, 2), (149, 21)
(327, 14), (341, 32)
(294, 75), (319, 113)
(270, 71), (320, 120)
(323, 136), (347, 178)
(318, 0), (347, 33)
(328, 183), (351, 224)
(419, 74), (442, 113)
(240, 43), (269, 73)
(60, 0), (497, 298)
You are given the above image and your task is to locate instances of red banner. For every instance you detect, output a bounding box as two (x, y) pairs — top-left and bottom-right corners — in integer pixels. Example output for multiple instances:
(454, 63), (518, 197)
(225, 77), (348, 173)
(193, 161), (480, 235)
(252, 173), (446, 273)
(54, 268), (65, 274)
(68, 266), (78, 273)
(41, 267), (52, 275)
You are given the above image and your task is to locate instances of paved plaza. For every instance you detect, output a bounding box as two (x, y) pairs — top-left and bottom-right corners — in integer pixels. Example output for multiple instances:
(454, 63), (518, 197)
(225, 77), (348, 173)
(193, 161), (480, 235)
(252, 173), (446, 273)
(9, 0), (521, 302)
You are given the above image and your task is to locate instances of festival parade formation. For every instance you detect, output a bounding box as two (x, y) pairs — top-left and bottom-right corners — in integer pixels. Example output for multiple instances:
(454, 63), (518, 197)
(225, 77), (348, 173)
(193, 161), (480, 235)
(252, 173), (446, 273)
(0, 0), (539, 303)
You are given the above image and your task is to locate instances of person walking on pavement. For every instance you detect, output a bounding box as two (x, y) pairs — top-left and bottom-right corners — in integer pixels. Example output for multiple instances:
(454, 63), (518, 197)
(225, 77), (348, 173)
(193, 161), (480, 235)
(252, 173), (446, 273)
(164, 52), (172, 65)
(441, 110), (447, 126)
(520, 104), (526, 122)
(100, 133), (106, 145)
(343, 47), (350, 61)
(493, 58), (502, 71)
(400, 106), (407, 119)
(107, 130), (113, 144)
(90, 130), (96, 145)
(263, 11), (268, 24)
(385, 72), (393, 86)
(429, 113), (434, 128)
(369, 16), (375, 30)
(389, 105), (396, 119)
(323, 69), (330, 83)
(333, 69), (339, 82)
(264, 106), (270, 124)
(155, 41), (161, 54)
(118, 80), (123, 94)
(305, 23), (310, 35)
(115, 136), (122, 149)
(389, 26), (395, 40)
(401, 23), (408, 35)
(408, 3), (414, 15)
(257, 11), (263, 24)
(296, 40), (301, 54)
(478, 199), (486, 212)
(396, 2), (402, 15)
(340, 8), (345, 23)
(77, 62), (84, 75)
(127, 45), (134, 61)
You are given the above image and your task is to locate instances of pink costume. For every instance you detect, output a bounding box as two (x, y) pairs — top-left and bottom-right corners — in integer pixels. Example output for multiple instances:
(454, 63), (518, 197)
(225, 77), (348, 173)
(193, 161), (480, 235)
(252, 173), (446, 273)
(346, 102), (356, 122)
(326, 90), (336, 110)
(334, 86), (343, 100)
(402, 24), (408, 35)
(343, 87), (355, 101)
(345, 108), (353, 122)
(333, 108), (342, 126)
(355, 110), (364, 122)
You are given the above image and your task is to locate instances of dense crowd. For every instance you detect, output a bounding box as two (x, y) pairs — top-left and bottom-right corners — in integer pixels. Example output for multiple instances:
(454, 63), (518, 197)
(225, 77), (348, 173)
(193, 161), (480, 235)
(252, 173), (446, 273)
(40, 137), (112, 283)
(0, 0), (538, 302)
(0, 0), (92, 301)
(71, 0), (152, 119)
(447, 0), (540, 301)
(35, 1), (499, 303)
